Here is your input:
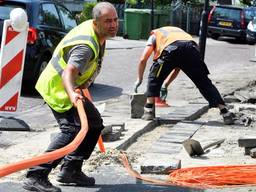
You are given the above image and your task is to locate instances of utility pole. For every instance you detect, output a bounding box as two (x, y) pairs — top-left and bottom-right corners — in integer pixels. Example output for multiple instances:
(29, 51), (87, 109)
(198, 0), (209, 60)
(151, 0), (154, 30)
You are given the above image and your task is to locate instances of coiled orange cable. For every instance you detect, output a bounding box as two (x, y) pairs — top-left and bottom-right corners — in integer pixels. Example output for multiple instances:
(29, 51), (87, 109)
(120, 152), (256, 189)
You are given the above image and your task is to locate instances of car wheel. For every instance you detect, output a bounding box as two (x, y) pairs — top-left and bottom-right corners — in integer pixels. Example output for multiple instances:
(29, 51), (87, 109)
(211, 34), (220, 40)
(247, 39), (255, 45)
(246, 35), (255, 45)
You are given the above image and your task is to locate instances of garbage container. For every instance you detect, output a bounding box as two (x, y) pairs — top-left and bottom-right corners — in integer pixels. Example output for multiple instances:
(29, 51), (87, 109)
(139, 9), (151, 39)
(140, 9), (169, 39)
(124, 9), (169, 40)
(155, 10), (169, 28)
(124, 8), (144, 40)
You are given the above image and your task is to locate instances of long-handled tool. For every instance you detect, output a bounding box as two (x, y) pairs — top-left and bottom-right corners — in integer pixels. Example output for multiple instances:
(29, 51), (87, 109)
(183, 138), (225, 157)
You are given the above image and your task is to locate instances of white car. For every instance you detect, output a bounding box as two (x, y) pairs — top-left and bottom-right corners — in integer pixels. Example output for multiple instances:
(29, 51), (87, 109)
(246, 16), (256, 44)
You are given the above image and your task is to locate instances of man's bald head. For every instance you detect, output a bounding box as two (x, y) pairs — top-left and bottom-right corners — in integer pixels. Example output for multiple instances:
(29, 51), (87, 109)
(92, 2), (116, 20)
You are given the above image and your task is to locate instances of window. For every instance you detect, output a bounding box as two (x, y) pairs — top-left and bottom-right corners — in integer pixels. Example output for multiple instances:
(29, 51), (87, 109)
(245, 9), (256, 21)
(213, 7), (241, 21)
(39, 3), (61, 28)
(57, 5), (77, 31)
(0, 4), (25, 20)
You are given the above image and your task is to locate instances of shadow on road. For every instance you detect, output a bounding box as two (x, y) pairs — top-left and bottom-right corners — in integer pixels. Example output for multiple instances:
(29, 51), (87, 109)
(89, 83), (123, 102)
(217, 37), (248, 45)
(20, 83), (123, 102)
(0, 182), (203, 192)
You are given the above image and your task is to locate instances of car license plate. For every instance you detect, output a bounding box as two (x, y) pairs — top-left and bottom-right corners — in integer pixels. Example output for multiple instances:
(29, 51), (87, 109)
(219, 21), (232, 27)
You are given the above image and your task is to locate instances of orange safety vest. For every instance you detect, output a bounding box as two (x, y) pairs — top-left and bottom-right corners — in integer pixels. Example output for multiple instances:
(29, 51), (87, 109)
(151, 26), (194, 60)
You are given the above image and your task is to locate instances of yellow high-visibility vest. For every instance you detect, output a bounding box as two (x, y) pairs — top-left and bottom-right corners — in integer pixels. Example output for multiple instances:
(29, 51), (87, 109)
(36, 20), (101, 113)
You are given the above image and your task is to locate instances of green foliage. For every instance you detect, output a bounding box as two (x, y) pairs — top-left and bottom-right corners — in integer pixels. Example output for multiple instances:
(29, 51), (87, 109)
(105, 0), (126, 4)
(77, 2), (97, 24)
(126, 0), (138, 5)
(240, 0), (252, 6)
(126, 0), (202, 7)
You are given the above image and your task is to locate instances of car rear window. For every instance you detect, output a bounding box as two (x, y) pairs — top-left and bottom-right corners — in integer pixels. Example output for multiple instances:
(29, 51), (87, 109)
(245, 9), (256, 20)
(213, 7), (241, 21)
(0, 3), (26, 20)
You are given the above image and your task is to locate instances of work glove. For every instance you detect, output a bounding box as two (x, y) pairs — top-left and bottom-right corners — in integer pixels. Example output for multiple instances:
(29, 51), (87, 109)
(160, 87), (168, 101)
(134, 79), (142, 93)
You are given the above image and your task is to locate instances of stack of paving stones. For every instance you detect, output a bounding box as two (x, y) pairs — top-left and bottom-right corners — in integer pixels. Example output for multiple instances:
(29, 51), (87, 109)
(101, 123), (125, 142)
(238, 137), (256, 158)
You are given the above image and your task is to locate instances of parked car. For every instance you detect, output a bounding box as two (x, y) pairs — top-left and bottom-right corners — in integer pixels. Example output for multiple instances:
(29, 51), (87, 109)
(207, 5), (256, 42)
(246, 7), (256, 44)
(246, 16), (256, 44)
(0, 0), (77, 86)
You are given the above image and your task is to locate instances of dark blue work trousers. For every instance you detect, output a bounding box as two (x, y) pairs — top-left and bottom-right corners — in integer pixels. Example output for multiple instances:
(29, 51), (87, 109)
(147, 40), (225, 108)
(26, 96), (104, 177)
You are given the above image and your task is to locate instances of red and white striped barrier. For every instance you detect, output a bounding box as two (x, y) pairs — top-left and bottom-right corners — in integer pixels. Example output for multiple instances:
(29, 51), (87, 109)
(0, 9), (28, 112)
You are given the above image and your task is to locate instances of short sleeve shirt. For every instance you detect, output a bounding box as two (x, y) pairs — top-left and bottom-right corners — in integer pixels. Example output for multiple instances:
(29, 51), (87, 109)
(146, 34), (156, 47)
(63, 44), (101, 88)
(65, 44), (94, 74)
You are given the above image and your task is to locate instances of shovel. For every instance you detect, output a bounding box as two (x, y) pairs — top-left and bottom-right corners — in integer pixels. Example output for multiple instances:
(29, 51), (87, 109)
(183, 138), (225, 157)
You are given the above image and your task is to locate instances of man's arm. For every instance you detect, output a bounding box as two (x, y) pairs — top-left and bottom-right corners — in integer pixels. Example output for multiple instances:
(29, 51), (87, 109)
(137, 45), (154, 82)
(163, 68), (180, 88)
(62, 65), (83, 107)
(62, 45), (93, 106)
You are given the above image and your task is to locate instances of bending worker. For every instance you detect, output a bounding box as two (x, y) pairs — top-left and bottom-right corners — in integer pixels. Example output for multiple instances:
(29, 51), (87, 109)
(23, 2), (118, 192)
(134, 26), (234, 125)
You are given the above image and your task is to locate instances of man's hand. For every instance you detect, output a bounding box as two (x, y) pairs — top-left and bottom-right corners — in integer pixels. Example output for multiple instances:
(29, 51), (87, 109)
(70, 91), (84, 107)
(160, 87), (168, 101)
(134, 79), (142, 93)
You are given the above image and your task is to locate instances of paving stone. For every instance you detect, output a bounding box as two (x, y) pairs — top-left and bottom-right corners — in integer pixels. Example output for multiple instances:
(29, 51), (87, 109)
(140, 159), (181, 175)
(111, 123), (125, 132)
(150, 147), (181, 154)
(130, 93), (146, 119)
(238, 137), (256, 147)
(102, 130), (122, 142)
(244, 147), (253, 155)
(158, 135), (189, 143)
(224, 95), (241, 103)
(165, 131), (192, 138)
(250, 148), (256, 158)
(150, 142), (182, 154)
(101, 125), (113, 135)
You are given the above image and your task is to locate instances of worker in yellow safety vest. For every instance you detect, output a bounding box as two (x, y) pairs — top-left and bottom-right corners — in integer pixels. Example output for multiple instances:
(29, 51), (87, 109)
(23, 2), (118, 192)
(134, 26), (234, 125)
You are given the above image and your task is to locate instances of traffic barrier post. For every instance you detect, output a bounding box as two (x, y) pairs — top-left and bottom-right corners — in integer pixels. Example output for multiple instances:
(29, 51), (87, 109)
(0, 9), (28, 112)
(0, 8), (29, 131)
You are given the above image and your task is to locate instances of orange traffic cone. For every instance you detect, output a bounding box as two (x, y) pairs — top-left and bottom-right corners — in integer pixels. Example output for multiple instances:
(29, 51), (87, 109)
(155, 97), (170, 107)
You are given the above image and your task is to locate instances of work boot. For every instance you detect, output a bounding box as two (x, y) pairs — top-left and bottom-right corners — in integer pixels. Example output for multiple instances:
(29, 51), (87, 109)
(57, 170), (95, 186)
(23, 175), (61, 192)
(221, 110), (235, 125)
(141, 105), (155, 120)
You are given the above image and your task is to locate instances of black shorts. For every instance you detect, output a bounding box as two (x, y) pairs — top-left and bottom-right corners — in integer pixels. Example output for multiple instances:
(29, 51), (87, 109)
(146, 40), (209, 97)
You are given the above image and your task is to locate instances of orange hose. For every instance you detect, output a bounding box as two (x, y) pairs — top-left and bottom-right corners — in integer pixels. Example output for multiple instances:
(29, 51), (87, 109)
(81, 89), (105, 153)
(0, 97), (88, 178)
(0, 88), (105, 177)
